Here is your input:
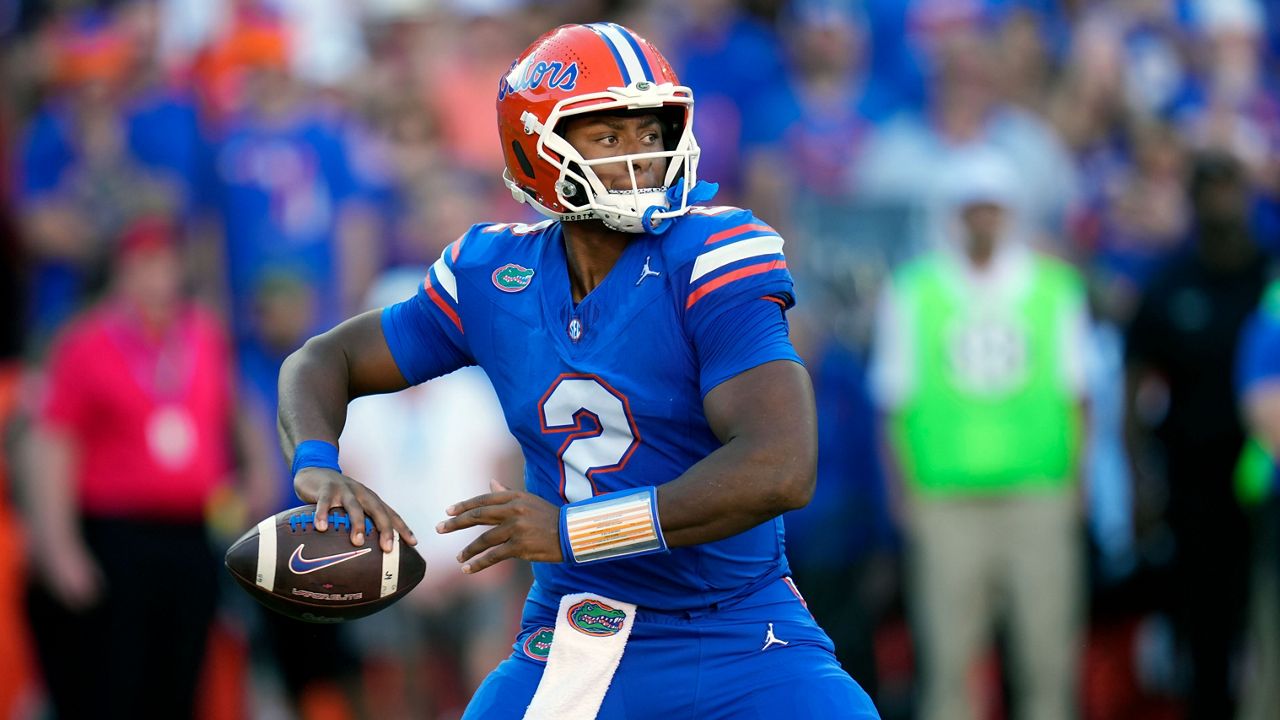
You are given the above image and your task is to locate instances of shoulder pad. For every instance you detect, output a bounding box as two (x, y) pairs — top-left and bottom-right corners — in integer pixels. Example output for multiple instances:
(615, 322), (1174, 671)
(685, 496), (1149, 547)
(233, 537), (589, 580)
(661, 207), (792, 315)
(444, 220), (555, 271)
(421, 220), (552, 328)
(659, 206), (775, 267)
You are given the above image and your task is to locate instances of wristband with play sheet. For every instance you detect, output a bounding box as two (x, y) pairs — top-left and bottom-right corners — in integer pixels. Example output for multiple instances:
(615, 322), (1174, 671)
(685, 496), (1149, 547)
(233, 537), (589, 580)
(558, 486), (668, 565)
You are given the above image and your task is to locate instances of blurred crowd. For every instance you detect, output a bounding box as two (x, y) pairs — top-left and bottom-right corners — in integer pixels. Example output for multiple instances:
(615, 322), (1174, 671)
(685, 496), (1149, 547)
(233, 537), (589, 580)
(1, 0), (1279, 718)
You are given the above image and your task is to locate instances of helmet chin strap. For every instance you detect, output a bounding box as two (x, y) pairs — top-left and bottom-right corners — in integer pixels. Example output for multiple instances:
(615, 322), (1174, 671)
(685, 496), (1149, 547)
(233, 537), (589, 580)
(594, 188), (670, 233)
(598, 179), (719, 234)
(505, 169), (720, 236)
(641, 179), (720, 234)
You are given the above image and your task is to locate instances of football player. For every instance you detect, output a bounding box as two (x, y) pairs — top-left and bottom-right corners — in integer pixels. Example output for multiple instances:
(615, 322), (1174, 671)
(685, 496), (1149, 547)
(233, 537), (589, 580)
(277, 23), (879, 718)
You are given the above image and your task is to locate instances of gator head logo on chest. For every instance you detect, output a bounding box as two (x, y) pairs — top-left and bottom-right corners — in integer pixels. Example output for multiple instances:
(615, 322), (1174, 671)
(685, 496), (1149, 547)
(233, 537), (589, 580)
(567, 599), (626, 637)
(492, 263), (535, 292)
(523, 626), (554, 661)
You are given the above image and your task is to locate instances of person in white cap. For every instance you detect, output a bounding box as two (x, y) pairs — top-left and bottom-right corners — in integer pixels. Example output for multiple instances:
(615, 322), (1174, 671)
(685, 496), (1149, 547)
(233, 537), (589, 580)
(870, 148), (1091, 720)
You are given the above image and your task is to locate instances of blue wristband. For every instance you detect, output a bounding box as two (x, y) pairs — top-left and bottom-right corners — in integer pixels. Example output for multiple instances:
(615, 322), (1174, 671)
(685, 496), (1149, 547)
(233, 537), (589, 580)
(559, 486), (668, 566)
(291, 439), (342, 478)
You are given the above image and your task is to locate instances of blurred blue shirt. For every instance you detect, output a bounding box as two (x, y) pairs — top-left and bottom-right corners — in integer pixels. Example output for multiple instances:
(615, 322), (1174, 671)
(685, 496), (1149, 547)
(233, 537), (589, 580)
(18, 90), (204, 210)
(668, 12), (789, 197)
(1237, 286), (1280, 397)
(1235, 282), (1280, 495)
(210, 107), (360, 342)
(785, 339), (895, 568)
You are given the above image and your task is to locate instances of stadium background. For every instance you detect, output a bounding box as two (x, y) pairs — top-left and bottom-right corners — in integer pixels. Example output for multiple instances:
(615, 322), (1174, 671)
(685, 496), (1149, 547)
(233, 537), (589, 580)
(1, 0), (1279, 717)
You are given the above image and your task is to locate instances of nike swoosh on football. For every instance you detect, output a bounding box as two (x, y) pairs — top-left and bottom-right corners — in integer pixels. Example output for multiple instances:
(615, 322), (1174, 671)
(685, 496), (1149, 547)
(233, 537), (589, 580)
(288, 544), (374, 575)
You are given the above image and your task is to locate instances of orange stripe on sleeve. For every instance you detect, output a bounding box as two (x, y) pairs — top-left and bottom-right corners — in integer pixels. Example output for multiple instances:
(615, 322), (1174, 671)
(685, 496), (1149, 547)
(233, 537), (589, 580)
(685, 259), (787, 309)
(704, 223), (775, 246)
(424, 277), (463, 333)
(762, 295), (787, 308)
(450, 236), (464, 262)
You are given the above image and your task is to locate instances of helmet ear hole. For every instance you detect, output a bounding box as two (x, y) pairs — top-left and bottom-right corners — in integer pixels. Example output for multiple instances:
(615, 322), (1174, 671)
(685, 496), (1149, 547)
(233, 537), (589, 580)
(560, 162), (589, 204)
(511, 140), (537, 179)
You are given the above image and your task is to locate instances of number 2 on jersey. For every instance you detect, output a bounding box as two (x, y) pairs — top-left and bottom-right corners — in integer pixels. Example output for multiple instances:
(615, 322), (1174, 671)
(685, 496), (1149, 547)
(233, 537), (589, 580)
(538, 374), (641, 502)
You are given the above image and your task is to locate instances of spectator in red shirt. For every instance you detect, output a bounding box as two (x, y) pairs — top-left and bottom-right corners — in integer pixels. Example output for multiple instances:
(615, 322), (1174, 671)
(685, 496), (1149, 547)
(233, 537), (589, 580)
(19, 215), (268, 718)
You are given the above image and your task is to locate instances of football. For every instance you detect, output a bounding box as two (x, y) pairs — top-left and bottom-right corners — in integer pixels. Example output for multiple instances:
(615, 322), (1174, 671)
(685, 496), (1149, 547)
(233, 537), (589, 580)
(225, 505), (426, 623)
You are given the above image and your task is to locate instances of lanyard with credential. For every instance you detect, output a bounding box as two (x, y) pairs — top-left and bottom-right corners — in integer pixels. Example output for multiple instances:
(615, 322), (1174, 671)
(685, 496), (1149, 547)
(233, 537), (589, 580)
(103, 303), (201, 469)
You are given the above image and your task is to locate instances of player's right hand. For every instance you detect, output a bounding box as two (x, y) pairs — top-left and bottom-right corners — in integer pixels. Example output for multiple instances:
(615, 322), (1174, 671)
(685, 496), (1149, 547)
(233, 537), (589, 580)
(41, 540), (103, 612)
(294, 467), (417, 553)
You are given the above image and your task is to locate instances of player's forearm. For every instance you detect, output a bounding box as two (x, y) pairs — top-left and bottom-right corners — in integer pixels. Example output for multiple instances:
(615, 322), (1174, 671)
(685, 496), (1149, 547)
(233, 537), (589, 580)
(235, 401), (280, 517)
(1245, 387), (1280, 455)
(277, 333), (355, 460)
(277, 311), (410, 461)
(21, 426), (84, 548)
(656, 433), (816, 548)
(876, 413), (909, 530)
(1122, 364), (1160, 484)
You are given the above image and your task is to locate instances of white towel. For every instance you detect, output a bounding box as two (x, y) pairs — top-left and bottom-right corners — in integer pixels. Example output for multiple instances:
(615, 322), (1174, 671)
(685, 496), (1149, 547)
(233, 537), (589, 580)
(524, 593), (638, 720)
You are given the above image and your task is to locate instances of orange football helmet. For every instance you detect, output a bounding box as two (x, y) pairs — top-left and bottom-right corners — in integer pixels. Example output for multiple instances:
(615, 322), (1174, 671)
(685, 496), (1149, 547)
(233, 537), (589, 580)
(497, 23), (701, 233)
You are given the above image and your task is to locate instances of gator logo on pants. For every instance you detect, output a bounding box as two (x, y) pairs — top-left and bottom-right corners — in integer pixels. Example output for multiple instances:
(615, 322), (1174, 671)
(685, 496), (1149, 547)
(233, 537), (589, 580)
(567, 599), (626, 637)
(523, 626), (554, 661)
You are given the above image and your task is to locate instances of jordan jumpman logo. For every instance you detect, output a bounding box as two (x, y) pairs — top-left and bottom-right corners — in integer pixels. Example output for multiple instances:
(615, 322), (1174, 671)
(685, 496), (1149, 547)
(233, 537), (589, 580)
(761, 623), (789, 651)
(636, 256), (662, 286)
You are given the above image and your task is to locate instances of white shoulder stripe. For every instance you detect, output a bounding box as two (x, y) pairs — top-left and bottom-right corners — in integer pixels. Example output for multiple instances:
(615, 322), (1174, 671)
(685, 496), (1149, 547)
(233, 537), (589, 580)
(690, 234), (785, 282)
(432, 256), (458, 302)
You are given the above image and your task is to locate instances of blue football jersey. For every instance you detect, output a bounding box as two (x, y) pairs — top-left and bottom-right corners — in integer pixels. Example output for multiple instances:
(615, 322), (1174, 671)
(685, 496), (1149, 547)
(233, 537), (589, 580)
(382, 206), (800, 611)
(1238, 284), (1280, 397)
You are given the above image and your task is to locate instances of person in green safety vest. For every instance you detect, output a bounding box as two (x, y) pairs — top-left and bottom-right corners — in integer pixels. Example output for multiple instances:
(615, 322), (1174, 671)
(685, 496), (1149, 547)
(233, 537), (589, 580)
(870, 148), (1089, 720)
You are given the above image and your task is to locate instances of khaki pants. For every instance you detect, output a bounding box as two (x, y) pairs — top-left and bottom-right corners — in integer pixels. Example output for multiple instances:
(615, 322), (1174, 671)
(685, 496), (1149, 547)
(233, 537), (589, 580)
(910, 490), (1082, 720)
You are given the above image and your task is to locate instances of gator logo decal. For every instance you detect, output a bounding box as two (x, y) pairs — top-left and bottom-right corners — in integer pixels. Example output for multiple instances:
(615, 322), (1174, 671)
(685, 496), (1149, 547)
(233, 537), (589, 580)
(492, 264), (535, 292)
(523, 626), (554, 661)
(567, 599), (626, 637)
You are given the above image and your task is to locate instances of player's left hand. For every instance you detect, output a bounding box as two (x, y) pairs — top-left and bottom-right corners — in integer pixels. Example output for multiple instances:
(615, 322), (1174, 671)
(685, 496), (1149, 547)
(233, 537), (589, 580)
(437, 479), (563, 573)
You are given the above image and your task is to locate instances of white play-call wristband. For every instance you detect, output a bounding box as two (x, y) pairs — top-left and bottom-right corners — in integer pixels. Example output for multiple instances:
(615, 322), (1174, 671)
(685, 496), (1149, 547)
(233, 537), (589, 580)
(559, 487), (668, 565)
